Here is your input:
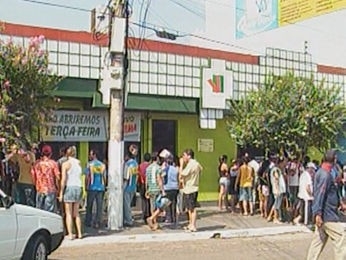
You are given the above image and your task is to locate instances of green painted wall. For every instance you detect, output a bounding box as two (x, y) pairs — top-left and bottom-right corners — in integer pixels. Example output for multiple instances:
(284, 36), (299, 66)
(143, 112), (237, 201)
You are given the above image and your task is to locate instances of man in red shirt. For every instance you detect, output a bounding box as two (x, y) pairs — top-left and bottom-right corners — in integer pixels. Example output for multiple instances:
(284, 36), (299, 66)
(138, 153), (151, 223)
(31, 145), (60, 213)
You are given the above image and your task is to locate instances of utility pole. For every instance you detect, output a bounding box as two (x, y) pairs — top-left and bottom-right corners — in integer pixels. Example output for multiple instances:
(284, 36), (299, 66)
(99, 0), (129, 230)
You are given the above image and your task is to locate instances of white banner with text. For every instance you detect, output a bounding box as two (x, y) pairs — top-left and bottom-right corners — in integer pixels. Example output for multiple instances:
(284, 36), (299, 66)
(42, 110), (141, 142)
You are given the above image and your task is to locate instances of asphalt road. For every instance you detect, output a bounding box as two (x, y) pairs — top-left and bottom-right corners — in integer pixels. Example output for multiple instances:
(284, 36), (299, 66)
(50, 232), (333, 260)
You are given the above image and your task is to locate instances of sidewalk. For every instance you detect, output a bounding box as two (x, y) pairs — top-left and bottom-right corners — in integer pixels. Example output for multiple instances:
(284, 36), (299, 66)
(61, 205), (312, 247)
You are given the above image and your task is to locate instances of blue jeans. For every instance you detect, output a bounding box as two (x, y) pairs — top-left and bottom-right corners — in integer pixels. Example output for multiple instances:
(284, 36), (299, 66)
(85, 190), (104, 227)
(36, 192), (56, 213)
(123, 191), (135, 225)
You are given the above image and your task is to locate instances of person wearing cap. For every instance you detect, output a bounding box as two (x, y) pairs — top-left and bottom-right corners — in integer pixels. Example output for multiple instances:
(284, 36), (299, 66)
(145, 150), (168, 230)
(293, 162), (316, 225)
(31, 144), (60, 213)
(307, 150), (346, 260)
(123, 144), (139, 227)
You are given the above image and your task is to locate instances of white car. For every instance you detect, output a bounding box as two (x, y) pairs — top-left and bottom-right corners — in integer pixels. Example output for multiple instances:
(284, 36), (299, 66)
(0, 189), (64, 260)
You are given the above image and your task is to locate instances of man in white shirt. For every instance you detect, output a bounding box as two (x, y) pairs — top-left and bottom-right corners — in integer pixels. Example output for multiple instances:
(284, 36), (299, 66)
(293, 162), (316, 225)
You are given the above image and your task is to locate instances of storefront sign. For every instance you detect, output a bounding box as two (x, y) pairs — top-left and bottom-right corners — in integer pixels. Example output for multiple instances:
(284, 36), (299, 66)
(201, 59), (233, 109)
(42, 110), (141, 142)
(124, 113), (141, 142)
(42, 110), (109, 142)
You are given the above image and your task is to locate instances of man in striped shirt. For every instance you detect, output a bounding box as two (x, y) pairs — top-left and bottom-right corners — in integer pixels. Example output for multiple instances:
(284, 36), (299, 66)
(145, 152), (165, 230)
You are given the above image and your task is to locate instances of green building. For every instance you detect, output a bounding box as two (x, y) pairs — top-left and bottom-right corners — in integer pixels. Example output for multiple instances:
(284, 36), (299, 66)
(2, 22), (346, 200)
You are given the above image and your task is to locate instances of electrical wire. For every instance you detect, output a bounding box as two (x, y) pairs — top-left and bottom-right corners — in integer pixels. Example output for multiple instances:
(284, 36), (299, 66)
(168, 0), (346, 42)
(17, 0), (346, 48)
(168, 0), (205, 20)
(136, 0), (152, 51)
(20, 0), (346, 42)
(130, 21), (263, 54)
(21, 0), (91, 12)
(93, 0), (113, 41)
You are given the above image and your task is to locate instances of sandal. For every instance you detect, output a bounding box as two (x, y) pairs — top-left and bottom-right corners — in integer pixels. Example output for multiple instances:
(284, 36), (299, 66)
(183, 225), (191, 230)
(189, 227), (197, 232)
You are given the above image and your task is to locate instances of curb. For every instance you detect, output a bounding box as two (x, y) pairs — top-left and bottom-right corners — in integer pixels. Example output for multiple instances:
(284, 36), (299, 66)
(61, 225), (311, 248)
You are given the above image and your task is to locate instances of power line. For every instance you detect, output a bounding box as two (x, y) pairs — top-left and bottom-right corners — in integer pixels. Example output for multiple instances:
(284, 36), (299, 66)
(19, 0), (346, 42)
(21, 0), (91, 12)
(147, 5), (173, 29)
(168, 0), (205, 20)
(136, 0), (152, 51)
(130, 21), (264, 54)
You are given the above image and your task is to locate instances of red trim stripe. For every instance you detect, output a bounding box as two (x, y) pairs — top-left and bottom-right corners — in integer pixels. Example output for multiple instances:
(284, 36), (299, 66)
(128, 38), (259, 64)
(317, 64), (346, 76)
(2, 22), (346, 73)
(2, 22), (109, 46)
(1, 22), (258, 64)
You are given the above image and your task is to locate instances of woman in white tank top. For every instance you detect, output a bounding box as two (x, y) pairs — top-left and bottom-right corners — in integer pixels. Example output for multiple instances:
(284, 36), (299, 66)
(59, 146), (83, 240)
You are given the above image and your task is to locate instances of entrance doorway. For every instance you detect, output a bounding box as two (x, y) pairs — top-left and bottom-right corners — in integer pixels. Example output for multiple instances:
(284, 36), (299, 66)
(152, 120), (176, 155)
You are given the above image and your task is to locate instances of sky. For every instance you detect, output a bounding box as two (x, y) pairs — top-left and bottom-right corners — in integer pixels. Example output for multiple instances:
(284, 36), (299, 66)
(1, 0), (346, 67)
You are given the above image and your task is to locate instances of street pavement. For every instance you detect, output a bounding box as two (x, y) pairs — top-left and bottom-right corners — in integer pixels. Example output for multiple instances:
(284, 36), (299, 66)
(50, 205), (344, 259)
(51, 232), (333, 260)
(61, 205), (312, 247)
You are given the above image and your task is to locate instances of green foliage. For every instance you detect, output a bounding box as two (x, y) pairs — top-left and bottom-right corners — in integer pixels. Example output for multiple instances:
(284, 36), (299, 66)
(0, 36), (61, 147)
(227, 72), (346, 156)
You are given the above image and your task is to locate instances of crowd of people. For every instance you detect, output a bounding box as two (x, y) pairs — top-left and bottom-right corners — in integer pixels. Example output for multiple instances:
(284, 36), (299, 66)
(216, 151), (346, 226)
(124, 146), (203, 232)
(2, 142), (346, 258)
(0, 142), (204, 236)
(216, 150), (346, 259)
(0, 143), (107, 240)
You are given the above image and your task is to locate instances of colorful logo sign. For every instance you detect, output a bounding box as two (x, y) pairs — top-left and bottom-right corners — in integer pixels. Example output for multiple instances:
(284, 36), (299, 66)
(207, 75), (224, 93)
(236, 0), (346, 38)
(201, 60), (232, 110)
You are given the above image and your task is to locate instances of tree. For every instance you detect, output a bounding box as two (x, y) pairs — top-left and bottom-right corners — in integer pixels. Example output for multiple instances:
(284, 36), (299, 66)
(227, 72), (346, 157)
(0, 35), (61, 147)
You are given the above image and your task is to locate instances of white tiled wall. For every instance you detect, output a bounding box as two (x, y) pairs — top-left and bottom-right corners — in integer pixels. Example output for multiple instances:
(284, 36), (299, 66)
(1, 34), (345, 102)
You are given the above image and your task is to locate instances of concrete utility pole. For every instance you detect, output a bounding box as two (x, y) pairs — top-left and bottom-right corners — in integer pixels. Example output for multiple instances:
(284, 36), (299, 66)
(99, 0), (129, 230)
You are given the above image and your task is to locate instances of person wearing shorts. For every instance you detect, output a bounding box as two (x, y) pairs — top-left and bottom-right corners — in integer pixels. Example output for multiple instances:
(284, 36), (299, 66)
(218, 155), (229, 211)
(235, 156), (255, 216)
(184, 192), (198, 212)
(59, 146), (83, 240)
(180, 149), (203, 232)
(145, 152), (165, 230)
(267, 157), (287, 224)
(228, 161), (239, 212)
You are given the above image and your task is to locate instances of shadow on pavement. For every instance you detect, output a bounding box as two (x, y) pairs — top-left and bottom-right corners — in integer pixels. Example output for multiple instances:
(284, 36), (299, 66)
(198, 225), (227, 231)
